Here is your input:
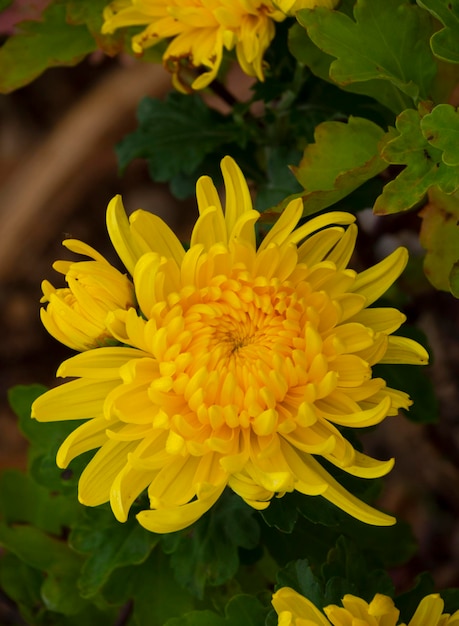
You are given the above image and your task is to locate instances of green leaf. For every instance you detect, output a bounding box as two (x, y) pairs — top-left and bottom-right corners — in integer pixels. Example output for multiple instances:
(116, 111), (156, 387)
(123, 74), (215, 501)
(321, 537), (394, 604)
(0, 3), (96, 93)
(0, 0), (12, 10)
(421, 103), (459, 166)
(396, 573), (435, 623)
(165, 595), (268, 626)
(0, 469), (80, 534)
(297, 0), (437, 104)
(69, 507), (160, 599)
(255, 145), (303, 212)
(266, 116), (386, 218)
(164, 492), (259, 599)
(276, 559), (325, 609)
(288, 22), (411, 114)
(375, 105), (459, 214)
(9, 384), (87, 494)
(440, 589), (459, 613)
(102, 549), (197, 625)
(0, 523), (86, 615)
(116, 93), (247, 188)
(0, 552), (45, 625)
(419, 187), (459, 292)
(417, 0), (459, 63)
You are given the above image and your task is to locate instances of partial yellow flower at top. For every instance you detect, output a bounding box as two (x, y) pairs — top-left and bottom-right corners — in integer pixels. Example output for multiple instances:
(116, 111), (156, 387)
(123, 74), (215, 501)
(40, 239), (135, 352)
(32, 156), (428, 534)
(101, 0), (289, 91)
(271, 588), (459, 626)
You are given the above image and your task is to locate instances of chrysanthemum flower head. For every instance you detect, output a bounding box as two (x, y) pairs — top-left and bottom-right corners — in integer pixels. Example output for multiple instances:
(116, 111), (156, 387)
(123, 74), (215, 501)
(32, 156), (428, 534)
(40, 239), (135, 351)
(271, 588), (459, 626)
(102, 0), (287, 91)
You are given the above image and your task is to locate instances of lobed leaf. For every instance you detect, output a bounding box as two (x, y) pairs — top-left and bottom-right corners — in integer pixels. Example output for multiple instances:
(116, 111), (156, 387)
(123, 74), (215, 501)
(296, 0), (437, 105)
(417, 0), (459, 63)
(0, 3), (96, 93)
(419, 187), (459, 293)
(267, 116), (386, 217)
(164, 492), (260, 599)
(375, 105), (459, 214)
(116, 93), (248, 188)
(69, 506), (160, 599)
(421, 103), (459, 166)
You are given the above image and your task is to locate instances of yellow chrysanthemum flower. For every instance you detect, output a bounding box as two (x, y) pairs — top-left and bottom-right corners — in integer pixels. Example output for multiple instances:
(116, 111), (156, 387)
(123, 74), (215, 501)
(101, 0), (338, 91)
(32, 156), (428, 534)
(271, 588), (459, 626)
(40, 239), (135, 352)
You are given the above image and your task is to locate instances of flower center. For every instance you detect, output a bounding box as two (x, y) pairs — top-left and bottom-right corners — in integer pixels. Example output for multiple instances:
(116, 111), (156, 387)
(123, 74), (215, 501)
(147, 267), (339, 443)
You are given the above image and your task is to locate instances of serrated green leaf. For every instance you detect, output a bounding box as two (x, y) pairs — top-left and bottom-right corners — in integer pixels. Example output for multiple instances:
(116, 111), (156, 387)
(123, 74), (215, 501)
(0, 3), (96, 93)
(69, 507), (159, 598)
(421, 103), (459, 166)
(418, 0), (459, 63)
(165, 492), (259, 599)
(322, 537), (394, 604)
(268, 116), (386, 217)
(276, 560), (325, 609)
(297, 0), (436, 104)
(116, 93), (247, 186)
(419, 187), (459, 292)
(288, 22), (412, 114)
(375, 106), (459, 214)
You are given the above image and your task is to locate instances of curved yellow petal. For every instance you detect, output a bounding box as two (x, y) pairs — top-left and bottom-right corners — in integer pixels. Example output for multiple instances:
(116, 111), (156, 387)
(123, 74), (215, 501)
(137, 483), (226, 533)
(353, 247), (408, 305)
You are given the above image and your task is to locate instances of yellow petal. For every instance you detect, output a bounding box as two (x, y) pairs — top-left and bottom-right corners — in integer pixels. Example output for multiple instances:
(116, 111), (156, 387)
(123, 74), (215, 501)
(381, 336), (429, 365)
(137, 483), (226, 533)
(32, 379), (118, 421)
(352, 248), (408, 305)
(106, 195), (146, 275)
(272, 588), (331, 626)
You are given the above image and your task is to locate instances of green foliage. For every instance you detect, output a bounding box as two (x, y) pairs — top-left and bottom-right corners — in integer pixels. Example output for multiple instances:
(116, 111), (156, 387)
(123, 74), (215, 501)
(280, 116), (387, 217)
(164, 594), (268, 626)
(375, 104), (459, 215)
(116, 93), (249, 195)
(162, 492), (260, 599)
(417, 0), (459, 63)
(295, 0), (436, 109)
(419, 187), (459, 293)
(69, 506), (160, 599)
(0, 3), (96, 93)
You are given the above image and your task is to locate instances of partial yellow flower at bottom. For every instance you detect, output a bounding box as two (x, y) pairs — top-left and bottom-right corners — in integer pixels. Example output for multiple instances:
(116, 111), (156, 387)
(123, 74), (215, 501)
(32, 156), (428, 534)
(271, 588), (459, 626)
(40, 239), (135, 351)
(101, 0), (288, 91)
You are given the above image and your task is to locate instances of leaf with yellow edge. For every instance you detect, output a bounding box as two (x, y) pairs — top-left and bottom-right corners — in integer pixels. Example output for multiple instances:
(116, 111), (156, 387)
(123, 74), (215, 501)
(374, 104), (459, 214)
(297, 0), (437, 104)
(419, 187), (459, 293)
(0, 3), (95, 93)
(271, 116), (386, 218)
(417, 0), (459, 63)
